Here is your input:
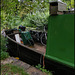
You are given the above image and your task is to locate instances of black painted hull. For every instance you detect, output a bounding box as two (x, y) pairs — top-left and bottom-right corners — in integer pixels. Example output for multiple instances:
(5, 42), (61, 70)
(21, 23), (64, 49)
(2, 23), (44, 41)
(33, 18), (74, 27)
(7, 35), (75, 75)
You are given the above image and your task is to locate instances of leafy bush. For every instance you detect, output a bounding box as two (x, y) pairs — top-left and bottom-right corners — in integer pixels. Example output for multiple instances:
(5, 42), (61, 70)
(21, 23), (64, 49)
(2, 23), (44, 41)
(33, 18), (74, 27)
(1, 35), (9, 60)
(1, 51), (9, 60)
(1, 11), (49, 30)
(1, 0), (49, 30)
(1, 35), (7, 51)
(1, 13), (21, 29)
(23, 11), (49, 28)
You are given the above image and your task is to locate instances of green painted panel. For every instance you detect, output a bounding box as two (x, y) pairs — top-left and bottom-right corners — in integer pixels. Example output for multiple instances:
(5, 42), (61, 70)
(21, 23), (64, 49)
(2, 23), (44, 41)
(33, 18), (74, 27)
(46, 14), (74, 68)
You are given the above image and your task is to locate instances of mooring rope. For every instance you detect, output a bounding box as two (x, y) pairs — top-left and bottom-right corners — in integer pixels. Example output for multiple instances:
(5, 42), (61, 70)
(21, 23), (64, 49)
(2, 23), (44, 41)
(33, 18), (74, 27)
(43, 53), (45, 67)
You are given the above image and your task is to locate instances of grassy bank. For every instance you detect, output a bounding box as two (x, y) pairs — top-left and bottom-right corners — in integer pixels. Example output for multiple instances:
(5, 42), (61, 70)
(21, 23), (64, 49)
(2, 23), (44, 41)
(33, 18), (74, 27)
(1, 64), (29, 75)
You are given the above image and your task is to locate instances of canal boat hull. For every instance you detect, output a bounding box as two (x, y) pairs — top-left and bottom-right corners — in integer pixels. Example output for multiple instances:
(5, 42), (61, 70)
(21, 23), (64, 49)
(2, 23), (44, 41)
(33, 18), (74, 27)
(6, 34), (75, 75)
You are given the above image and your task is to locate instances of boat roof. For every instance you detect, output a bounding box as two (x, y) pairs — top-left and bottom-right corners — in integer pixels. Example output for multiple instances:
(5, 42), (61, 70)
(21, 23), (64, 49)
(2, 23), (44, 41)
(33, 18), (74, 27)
(49, 1), (67, 5)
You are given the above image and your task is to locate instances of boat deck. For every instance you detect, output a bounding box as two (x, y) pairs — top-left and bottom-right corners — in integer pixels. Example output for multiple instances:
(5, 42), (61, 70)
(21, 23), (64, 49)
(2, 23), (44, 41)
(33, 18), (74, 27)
(27, 43), (46, 54)
(5, 30), (46, 55)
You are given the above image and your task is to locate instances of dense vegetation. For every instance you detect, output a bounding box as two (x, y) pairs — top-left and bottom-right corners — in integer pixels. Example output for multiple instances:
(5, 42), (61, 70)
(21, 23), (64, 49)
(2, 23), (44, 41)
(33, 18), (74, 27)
(1, 0), (74, 30)
(1, 0), (49, 30)
(1, 35), (9, 60)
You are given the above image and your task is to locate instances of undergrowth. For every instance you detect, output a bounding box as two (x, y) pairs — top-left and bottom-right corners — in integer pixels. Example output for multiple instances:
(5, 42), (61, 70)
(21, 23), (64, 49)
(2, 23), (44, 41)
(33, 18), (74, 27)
(1, 64), (29, 75)
(35, 64), (53, 75)
(1, 35), (9, 60)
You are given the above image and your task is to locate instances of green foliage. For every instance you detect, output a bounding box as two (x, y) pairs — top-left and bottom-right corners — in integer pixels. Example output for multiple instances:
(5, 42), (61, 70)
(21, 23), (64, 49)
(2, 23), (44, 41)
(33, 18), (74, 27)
(1, 35), (9, 60)
(1, 0), (19, 15)
(35, 64), (52, 75)
(61, 0), (74, 8)
(1, 0), (49, 29)
(36, 64), (42, 69)
(71, 0), (74, 8)
(1, 0), (73, 30)
(1, 11), (49, 29)
(1, 35), (7, 51)
(23, 11), (49, 27)
(5, 73), (8, 75)
(1, 51), (9, 60)
(1, 64), (29, 75)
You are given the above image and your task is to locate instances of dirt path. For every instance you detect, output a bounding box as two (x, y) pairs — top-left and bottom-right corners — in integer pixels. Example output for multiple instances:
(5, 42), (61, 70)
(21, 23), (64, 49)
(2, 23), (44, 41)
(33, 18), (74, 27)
(1, 57), (48, 75)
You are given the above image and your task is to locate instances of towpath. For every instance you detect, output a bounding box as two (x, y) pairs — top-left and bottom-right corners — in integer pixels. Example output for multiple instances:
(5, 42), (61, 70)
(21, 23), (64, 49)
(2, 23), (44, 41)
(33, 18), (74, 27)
(1, 57), (48, 75)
